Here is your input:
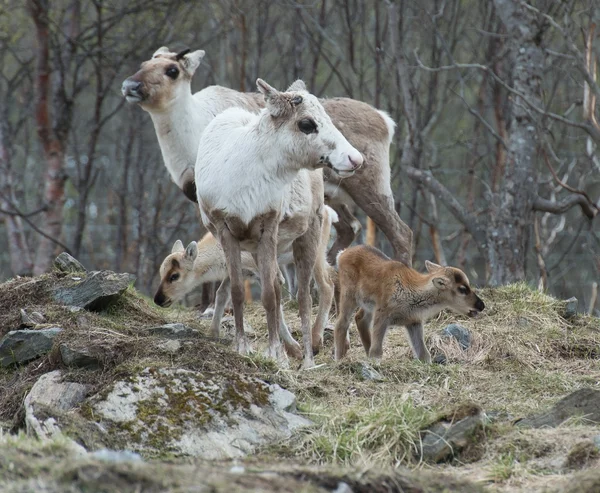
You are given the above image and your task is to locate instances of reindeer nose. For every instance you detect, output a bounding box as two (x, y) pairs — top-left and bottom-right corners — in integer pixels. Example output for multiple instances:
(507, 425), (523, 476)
(154, 291), (166, 306)
(348, 152), (364, 170)
(121, 79), (143, 96)
(475, 297), (485, 312)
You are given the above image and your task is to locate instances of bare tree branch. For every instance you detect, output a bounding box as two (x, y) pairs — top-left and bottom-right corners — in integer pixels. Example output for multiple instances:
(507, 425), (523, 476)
(533, 195), (598, 219)
(405, 166), (486, 244)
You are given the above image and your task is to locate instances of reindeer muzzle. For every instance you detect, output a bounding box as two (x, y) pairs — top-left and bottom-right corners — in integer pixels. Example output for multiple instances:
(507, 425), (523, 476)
(122, 79), (145, 102)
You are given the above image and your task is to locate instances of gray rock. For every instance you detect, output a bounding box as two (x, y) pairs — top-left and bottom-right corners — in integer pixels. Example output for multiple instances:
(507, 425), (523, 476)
(0, 328), (63, 367)
(443, 323), (471, 350)
(355, 362), (385, 382)
(564, 297), (578, 319)
(420, 414), (485, 463)
(90, 449), (143, 463)
(146, 323), (198, 339)
(24, 370), (89, 441)
(268, 384), (297, 412)
(433, 354), (447, 365)
(20, 309), (46, 327)
(220, 316), (256, 336)
(92, 367), (311, 459)
(516, 388), (600, 428)
(52, 271), (134, 311)
(333, 482), (354, 493)
(60, 344), (101, 369)
(54, 252), (86, 273)
(593, 435), (600, 451)
(159, 339), (182, 354)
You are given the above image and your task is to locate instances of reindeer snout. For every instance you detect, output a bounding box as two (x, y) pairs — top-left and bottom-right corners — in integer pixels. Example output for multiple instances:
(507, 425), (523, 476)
(122, 79), (144, 101)
(154, 291), (167, 307)
(475, 297), (485, 312)
(348, 152), (364, 170)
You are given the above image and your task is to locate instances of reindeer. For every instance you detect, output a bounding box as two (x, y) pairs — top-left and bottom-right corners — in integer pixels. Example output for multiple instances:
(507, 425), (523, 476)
(154, 206), (339, 353)
(333, 245), (485, 363)
(195, 79), (362, 367)
(121, 47), (413, 266)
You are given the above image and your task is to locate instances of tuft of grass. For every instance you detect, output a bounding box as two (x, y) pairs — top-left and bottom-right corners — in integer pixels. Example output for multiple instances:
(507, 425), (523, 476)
(289, 396), (431, 466)
(486, 452), (517, 483)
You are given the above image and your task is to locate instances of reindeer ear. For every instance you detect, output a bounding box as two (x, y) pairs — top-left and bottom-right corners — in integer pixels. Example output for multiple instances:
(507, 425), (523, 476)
(257, 78), (278, 99)
(171, 240), (185, 254)
(257, 79), (288, 117)
(432, 277), (449, 291)
(286, 79), (307, 92)
(153, 46), (170, 58)
(425, 260), (443, 273)
(181, 50), (205, 76)
(185, 241), (198, 260)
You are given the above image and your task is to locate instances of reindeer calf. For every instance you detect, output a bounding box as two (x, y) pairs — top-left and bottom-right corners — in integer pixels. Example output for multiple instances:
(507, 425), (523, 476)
(334, 245), (485, 363)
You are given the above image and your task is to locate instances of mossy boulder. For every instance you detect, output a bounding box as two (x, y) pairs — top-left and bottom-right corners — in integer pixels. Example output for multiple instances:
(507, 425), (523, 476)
(91, 367), (311, 459)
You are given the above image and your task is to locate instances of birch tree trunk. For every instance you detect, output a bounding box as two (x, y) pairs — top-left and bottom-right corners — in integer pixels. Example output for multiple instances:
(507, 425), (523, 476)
(29, 0), (69, 275)
(488, 0), (544, 285)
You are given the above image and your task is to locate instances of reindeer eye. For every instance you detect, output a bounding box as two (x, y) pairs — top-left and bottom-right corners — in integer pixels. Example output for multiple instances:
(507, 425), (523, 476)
(298, 118), (317, 134)
(169, 273), (180, 283)
(458, 286), (469, 295)
(166, 67), (179, 79)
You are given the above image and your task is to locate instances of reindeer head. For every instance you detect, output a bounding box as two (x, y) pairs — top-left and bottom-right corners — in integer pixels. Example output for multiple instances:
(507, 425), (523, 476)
(256, 79), (364, 177)
(122, 47), (205, 111)
(425, 260), (485, 318)
(154, 240), (199, 307)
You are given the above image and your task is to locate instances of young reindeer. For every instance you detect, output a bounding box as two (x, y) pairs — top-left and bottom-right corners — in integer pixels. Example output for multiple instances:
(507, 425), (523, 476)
(334, 245), (485, 363)
(154, 205), (339, 352)
(121, 47), (413, 266)
(195, 79), (362, 367)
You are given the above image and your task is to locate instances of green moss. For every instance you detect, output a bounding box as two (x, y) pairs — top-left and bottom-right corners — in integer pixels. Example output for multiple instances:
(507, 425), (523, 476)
(94, 368), (273, 458)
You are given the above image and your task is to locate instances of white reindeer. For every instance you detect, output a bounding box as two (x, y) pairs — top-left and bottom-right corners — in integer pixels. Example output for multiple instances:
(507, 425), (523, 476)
(195, 79), (362, 367)
(153, 206), (339, 352)
(121, 47), (413, 265)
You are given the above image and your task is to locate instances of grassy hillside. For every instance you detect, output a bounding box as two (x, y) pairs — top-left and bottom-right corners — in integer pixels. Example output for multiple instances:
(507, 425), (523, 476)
(1, 273), (599, 492)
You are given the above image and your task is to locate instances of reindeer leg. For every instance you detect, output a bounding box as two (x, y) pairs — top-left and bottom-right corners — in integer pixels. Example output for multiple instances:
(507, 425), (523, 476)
(293, 218), (320, 369)
(337, 161), (413, 266)
(311, 258), (335, 356)
(257, 215), (286, 366)
(218, 227), (250, 355)
(279, 304), (302, 359)
(368, 309), (391, 363)
(333, 290), (357, 361)
(355, 308), (373, 355)
(327, 204), (361, 265)
(209, 277), (231, 338)
(405, 322), (431, 363)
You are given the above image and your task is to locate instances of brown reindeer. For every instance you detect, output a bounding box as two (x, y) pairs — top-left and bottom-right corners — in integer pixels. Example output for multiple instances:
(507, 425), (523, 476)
(333, 245), (485, 363)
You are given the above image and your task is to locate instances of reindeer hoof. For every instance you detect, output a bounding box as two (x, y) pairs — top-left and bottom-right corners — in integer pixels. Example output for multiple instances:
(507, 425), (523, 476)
(302, 356), (316, 370)
(284, 339), (303, 360)
(235, 336), (252, 355)
(311, 340), (322, 356)
(265, 343), (288, 367)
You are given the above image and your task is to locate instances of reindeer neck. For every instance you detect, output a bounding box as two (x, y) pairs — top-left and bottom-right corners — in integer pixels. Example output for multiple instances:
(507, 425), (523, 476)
(392, 269), (447, 322)
(150, 92), (212, 187)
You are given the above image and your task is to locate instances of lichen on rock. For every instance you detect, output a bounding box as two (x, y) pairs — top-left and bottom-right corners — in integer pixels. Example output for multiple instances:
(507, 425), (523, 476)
(91, 367), (311, 459)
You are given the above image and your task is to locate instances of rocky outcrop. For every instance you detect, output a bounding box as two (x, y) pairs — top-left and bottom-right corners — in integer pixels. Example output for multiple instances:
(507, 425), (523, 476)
(91, 367), (311, 459)
(59, 344), (101, 369)
(24, 370), (89, 441)
(52, 271), (134, 311)
(0, 328), (62, 367)
(419, 406), (486, 463)
(54, 252), (86, 273)
(516, 389), (600, 428)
